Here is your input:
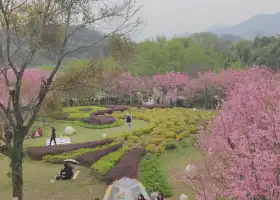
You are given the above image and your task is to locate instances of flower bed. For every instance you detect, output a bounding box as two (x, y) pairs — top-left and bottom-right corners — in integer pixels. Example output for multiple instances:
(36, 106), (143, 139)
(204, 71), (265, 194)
(103, 148), (146, 185)
(26, 139), (113, 160)
(74, 143), (123, 167)
(42, 142), (119, 164)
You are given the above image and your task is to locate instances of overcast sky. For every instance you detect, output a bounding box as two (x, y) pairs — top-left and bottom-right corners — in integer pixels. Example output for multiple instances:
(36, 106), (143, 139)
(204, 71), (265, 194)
(131, 0), (280, 40)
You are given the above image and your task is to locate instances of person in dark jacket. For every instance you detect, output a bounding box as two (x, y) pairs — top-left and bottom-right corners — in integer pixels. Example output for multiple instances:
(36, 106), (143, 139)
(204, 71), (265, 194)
(156, 193), (164, 200)
(49, 126), (57, 146)
(125, 113), (132, 129)
(55, 163), (73, 180)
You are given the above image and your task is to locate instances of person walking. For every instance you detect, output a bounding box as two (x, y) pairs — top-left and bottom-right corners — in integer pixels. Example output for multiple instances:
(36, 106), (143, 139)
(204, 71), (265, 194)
(125, 112), (132, 129)
(49, 126), (57, 146)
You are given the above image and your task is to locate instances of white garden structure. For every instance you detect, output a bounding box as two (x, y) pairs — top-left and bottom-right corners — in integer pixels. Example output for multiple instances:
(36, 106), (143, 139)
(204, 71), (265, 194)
(103, 177), (150, 200)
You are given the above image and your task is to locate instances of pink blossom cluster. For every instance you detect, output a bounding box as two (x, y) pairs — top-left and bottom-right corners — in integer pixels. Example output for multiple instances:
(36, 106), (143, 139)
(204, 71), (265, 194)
(0, 69), (50, 107)
(174, 67), (280, 200)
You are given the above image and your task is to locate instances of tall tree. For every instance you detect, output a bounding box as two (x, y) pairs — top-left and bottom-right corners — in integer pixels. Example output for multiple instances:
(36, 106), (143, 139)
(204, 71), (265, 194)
(0, 0), (141, 199)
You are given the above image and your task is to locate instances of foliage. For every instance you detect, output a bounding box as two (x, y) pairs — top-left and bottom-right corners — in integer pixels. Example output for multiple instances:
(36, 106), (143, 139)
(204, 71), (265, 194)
(90, 147), (129, 178)
(139, 155), (172, 197)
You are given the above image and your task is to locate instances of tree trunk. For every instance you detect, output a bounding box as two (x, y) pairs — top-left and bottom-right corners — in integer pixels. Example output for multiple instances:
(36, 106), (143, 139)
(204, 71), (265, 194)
(11, 128), (25, 200)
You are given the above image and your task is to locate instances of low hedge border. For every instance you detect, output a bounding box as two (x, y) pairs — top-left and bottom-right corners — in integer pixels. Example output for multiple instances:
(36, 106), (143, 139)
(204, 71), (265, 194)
(42, 142), (119, 164)
(26, 139), (113, 160)
(139, 155), (172, 197)
(90, 146), (129, 178)
(54, 118), (124, 129)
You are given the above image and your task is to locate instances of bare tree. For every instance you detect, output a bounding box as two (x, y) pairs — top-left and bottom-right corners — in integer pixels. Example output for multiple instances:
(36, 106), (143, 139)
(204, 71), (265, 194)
(0, 0), (141, 199)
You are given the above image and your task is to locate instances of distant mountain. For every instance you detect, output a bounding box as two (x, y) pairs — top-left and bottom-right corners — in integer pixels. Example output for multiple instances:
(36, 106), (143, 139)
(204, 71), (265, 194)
(220, 34), (245, 42)
(29, 26), (108, 66)
(208, 12), (280, 39)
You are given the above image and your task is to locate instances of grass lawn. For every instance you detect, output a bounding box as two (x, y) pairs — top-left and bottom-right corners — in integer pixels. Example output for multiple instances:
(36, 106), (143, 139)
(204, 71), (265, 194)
(24, 119), (149, 148)
(158, 140), (201, 200)
(0, 156), (107, 200)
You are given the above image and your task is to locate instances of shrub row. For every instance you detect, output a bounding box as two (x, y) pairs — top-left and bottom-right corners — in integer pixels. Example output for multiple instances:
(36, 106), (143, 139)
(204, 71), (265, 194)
(103, 148), (146, 185)
(63, 106), (106, 113)
(139, 155), (172, 197)
(57, 119), (124, 129)
(42, 142), (119, 164)
(83, 114), (116, 125)
(134, 104), (173, 109)
(90, 147), (129, 178)
(26, 139), (113, 160)
(74, 143), (123, 167)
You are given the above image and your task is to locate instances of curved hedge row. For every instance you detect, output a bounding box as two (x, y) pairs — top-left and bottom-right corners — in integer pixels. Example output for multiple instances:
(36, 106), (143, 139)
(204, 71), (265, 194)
(103, 148), (146, 185)
(82, 105), (128, 125)
(42, 142), (119, 164)
(90, 147), (129, 178)
(26, 139), (113, 160)
(135, 104), (173, 109)
(139, 155), (172, 197)
(74, 143), (123, 167)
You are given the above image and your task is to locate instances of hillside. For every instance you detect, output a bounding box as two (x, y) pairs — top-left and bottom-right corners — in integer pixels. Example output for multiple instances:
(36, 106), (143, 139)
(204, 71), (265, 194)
(29, 26), (108, 66)
(208, 12), (280, 39)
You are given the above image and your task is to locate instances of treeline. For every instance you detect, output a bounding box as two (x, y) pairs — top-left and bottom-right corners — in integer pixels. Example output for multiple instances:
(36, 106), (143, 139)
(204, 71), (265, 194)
(108, 32), (280, 76)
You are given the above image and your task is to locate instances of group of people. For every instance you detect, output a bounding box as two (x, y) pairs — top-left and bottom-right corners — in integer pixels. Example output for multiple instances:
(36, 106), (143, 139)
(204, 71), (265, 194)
(138, 193), (165, 200)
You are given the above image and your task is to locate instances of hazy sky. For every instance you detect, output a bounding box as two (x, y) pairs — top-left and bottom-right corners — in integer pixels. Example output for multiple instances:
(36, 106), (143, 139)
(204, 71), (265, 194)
(132, 0), (280, 40)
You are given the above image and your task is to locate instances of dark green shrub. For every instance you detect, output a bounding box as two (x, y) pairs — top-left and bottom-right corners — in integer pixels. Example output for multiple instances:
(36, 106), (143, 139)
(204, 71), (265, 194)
(165, 142), (176, 150)
(139, 155), (172, 197)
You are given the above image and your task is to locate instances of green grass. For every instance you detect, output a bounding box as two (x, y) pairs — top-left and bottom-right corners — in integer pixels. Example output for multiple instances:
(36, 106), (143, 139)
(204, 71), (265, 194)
(0, 156), (107, 200)
(25, 119), (149, 148)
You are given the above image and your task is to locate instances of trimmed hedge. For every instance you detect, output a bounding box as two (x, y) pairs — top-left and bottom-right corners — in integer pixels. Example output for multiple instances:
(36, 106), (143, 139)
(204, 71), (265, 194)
(43, 142), (118, 164)
(56, 119), (124, 129)
(103, 148), (146, 185)
(90, 147), (129, 178)
(135, 104), (173, 109)
(26, 139), (113, 160)
(75, 143), (123, 167)
(139, 155), (172, 197)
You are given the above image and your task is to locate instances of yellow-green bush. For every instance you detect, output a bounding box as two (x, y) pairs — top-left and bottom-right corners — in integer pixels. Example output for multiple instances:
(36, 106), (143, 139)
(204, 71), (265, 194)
(90, 147), (128, 178)
(127, 135), (139, 142)
(164, 131), (176, 138)
(188, 124), (197, 134)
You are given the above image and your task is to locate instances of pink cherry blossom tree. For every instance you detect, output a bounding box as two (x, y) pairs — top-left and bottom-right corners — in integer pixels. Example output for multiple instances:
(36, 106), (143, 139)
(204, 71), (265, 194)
(174, 67), (280, 200)
(153, 72), (190, 103)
